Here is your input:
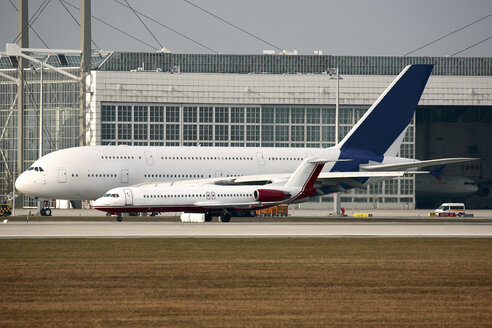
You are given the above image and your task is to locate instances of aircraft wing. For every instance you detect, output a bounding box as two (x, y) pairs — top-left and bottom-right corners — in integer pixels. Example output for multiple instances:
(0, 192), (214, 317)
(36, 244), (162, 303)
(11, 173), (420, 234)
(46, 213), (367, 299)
(134, 171), (412, 189)
(361, 158), (478, 171)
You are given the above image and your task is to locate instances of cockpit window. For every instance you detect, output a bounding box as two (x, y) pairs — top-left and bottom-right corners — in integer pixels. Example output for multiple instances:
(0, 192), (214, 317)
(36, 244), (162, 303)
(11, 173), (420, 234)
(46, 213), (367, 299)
(28, 167), (34, 171)
(28, 166), (44, 172)
(39, 167), (44, 172)
(103, 193), (120, 198)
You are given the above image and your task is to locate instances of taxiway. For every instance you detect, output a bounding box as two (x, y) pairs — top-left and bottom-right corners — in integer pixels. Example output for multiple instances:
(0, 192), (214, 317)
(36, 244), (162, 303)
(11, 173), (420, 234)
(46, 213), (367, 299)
(1, 221), (492, 238)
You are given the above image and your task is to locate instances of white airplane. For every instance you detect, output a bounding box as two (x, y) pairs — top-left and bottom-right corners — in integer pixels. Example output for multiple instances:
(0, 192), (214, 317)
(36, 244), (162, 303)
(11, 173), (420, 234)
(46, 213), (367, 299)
(15, 64), (477, 214)
(416, 175), (479, 199)
(93, 157), (328, 222)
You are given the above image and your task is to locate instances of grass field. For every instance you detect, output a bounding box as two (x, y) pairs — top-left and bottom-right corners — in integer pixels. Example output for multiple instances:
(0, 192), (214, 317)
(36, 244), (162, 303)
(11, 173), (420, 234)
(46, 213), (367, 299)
(0, 238), (491, 327)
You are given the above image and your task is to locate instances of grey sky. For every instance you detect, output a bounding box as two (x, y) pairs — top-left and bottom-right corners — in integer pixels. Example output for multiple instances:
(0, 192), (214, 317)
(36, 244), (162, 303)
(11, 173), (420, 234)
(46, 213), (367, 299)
(1, 0), (491, 56)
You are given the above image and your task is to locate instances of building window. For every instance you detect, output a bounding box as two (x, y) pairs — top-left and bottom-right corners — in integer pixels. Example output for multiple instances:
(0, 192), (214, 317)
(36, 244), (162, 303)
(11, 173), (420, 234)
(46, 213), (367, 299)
(275, 125), (289, 141)
(102, 123), (115, 140)
(231, 125), (244, 141)
(118, 123), (132, 140)
(262, 107), (274, 124)
(150, 124), (164, 140)
(291, 108), (305, 124)
(340, 108), (353, 124)
(183, 106), (197, 122)
(183, 124), (197, 140)
(134, 105), (148, 122)
(101, 105), (116, 122)
(246, 107), (260, 123)
(215, 125), (228, 141)
(199, 107), (213, 123)
(166, 124), (179, 140)
(322, 126), (335, 143)
(150, 106), (164, 122)
(166, 106), (180, 122)
(199, 125), (213, 141)
(322, 107), (335, 124)
(275, 108), (289, 124)
(215, 107), (229, 123)
(246, 125), (260, 141)
(306, 108), (320, 124)
(134, 124), (148, 140)
(231, 107), (245, 123)
(400, 179), (413, 195)
(384, 180), (398, 194)
(118, 105), (132, 122)
(262, 125), (274, 142)
(306, 126), (320, 142)
(292, 126), (304, 141)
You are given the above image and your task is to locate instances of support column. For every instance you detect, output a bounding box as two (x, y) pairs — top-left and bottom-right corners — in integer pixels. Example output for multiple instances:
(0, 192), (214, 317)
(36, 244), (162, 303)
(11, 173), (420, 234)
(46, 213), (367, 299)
(16, 0), (29, 208)
(80, 0), (91, 146)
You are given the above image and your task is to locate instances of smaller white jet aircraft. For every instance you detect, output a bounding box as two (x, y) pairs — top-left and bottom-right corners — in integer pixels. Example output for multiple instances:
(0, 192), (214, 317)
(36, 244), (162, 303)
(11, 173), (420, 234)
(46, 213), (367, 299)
(93, 157), (329, 222)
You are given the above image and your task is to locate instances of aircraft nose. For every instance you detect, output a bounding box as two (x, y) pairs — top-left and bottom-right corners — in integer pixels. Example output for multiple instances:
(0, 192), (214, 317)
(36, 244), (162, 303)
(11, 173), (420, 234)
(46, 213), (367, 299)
(15, 172), (31, 195)
(93, 197), (103, 207)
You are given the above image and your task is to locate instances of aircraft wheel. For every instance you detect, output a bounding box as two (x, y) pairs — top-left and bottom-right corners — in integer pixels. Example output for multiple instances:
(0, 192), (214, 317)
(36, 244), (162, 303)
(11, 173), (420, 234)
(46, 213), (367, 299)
(458, 213), (464, 217)
(44, 208), (52, 216)
(40, 208), (45, 216)
(220, 213), (231, 223)
(204, 212), (213, 222)
(117, 216), (123, 222)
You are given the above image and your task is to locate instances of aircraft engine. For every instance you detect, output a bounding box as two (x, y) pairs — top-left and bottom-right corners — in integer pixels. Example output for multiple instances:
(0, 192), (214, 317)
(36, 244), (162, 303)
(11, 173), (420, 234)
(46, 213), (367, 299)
(253, 189), (291, 202)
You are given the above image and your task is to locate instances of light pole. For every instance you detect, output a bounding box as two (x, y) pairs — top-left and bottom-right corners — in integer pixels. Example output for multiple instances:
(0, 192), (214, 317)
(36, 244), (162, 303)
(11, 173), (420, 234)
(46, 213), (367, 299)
(328, 67), (342, 214)
(39, 61), (43, 159)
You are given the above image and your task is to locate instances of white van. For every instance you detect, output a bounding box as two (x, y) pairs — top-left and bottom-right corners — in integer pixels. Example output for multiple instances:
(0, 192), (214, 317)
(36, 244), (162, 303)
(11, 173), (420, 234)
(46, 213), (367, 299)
(435, 203), (466, 217)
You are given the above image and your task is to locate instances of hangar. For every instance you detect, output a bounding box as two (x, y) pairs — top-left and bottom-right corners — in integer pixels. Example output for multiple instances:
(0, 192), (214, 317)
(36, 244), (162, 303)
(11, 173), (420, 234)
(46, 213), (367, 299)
(1, 52), (491, 208)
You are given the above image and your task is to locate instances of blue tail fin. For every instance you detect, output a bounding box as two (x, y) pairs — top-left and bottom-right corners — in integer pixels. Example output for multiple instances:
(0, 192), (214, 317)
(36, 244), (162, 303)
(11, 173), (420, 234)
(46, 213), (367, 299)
(337, 64), (433, 156)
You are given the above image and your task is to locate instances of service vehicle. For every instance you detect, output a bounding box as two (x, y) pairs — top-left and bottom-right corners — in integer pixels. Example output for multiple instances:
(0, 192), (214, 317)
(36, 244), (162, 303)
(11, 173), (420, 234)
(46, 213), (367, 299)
(435, 203), (466, 217)
(0, 203), (12, 217)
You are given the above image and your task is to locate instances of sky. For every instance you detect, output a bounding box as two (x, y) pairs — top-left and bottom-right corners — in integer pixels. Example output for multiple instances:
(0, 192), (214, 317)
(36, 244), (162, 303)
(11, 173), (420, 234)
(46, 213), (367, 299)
(0, 0), (491, 57)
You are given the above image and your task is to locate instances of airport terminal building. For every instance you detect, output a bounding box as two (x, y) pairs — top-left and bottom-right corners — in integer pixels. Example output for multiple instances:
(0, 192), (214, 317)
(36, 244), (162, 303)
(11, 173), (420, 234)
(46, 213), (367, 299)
(1, 53), (491, 209)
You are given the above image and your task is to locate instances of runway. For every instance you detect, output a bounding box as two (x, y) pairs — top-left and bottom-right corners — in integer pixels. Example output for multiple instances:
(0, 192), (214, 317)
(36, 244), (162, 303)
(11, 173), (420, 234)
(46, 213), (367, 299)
(1, 221), (492, 238)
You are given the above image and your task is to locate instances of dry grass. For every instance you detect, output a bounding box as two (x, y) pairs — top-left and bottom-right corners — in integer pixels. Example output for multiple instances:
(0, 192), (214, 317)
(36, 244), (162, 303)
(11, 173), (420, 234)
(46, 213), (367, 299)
(0, 238), (491, 327)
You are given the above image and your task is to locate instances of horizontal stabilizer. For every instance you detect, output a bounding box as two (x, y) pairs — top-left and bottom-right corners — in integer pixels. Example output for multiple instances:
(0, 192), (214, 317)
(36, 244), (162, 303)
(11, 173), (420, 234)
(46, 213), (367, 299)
(361, 158), (479, 171)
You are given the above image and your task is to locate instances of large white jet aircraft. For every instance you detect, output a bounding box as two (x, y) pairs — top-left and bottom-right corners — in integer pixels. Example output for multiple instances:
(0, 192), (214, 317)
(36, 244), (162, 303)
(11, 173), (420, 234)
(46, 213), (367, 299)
(93, 157), (329, 222)
(15, 64), (476, 212)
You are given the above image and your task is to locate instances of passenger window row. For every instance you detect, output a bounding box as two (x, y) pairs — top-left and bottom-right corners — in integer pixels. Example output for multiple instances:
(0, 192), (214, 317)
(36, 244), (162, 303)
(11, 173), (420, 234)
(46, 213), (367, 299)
(88, 174), (118, 178)
(143, 173), (243, 178)
(160, 156), (254, 161)
(144, 174), (205, 178)
(101, 156), (135, 159)
(143, 193), (252, 198)
(268, 157), (303, 161)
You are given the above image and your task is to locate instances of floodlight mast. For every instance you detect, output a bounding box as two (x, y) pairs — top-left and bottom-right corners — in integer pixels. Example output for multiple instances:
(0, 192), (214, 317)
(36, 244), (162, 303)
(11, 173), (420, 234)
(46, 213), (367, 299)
(16, 0), (28, 209)
(328, 67), (342, 215)
(81, 0), (91, 147)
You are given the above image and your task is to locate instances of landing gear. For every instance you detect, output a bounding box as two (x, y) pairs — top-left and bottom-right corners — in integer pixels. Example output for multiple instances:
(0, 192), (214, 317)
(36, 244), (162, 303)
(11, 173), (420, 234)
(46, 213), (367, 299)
(205, 212), (213, 222)
(116, 216), (123, 222)
(38, 199), (52, 217)
(219, 212), (231, 223)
